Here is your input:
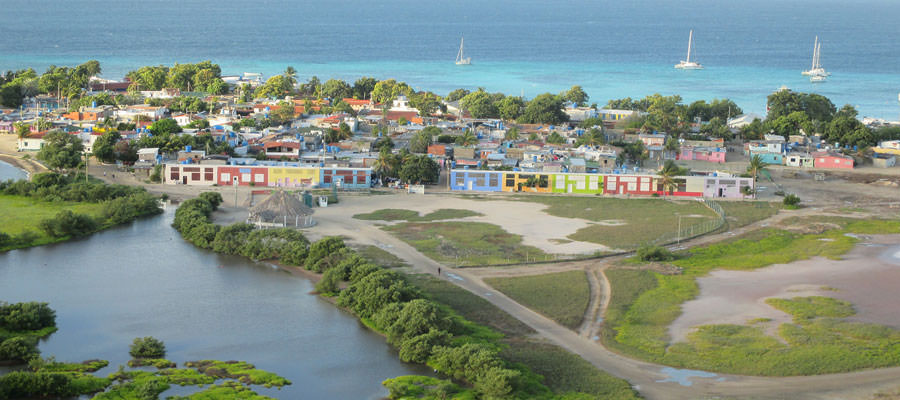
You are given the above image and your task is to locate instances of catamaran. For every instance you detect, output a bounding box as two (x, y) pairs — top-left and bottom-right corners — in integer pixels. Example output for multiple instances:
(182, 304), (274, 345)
(803, 36), (830, 80)
(455, 37), (471, 65)
(675, 30), (703, 69)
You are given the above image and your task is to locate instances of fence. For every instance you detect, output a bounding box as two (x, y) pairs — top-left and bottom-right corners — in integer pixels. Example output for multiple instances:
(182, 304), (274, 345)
(645, 199), (726, 248)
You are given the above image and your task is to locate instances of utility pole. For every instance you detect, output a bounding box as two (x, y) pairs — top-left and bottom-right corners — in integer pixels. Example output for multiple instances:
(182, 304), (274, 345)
(677, 214), (682, 245)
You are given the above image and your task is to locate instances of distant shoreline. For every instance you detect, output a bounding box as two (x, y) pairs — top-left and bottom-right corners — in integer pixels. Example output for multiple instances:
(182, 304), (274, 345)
(0, 154), (46, 179)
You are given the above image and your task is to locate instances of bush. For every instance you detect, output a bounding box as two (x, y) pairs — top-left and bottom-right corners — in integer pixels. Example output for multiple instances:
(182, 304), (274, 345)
(0, 301), (56, 331)
(149, 164), (163, 183)
(129, 337), (166, 359)
(198, 192), (223, 210)
(636, 245), (675, 262)
(0, 337), (39, 362)
(783, 194), (801, 209)
(39, 210), (98, 238)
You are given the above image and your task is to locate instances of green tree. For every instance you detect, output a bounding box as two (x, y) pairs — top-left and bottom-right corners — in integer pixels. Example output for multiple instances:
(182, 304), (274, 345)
(518, 93), (568, 124)
(576, 127), (604, 147)
(284, 66), (297, 88)
(92, 130), (121, 163)
(409, 92), (442, 116)
(39, 210), (97, 238)
(374, 148), (400, 178)
(14, 122), (30, 139)
(409, 130), (433, 154)
(352, 77), (377, 99)
(657, 160), (685, 195)
(37, 131), (84, 172)
(497, 96), (525, 121)
(255, 75), (292, 98)
(746, 154), (767, 198)
(560, 85), (589, 107)
(455, 130), (478, 146)
(459, 89), (497, 119)
(129, 337), (166, 359)
(504, 126), (519, 141)
(545, 131), (566, 145)
(399, 155), (439, 184)
(322, 79), (352, 100)
(148, 119), (182, 136)
(445, 88), (470, 102)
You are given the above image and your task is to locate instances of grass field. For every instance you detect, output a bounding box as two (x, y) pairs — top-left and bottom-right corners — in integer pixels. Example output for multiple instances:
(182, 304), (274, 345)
(718, 201), (780, 229)
(353, 244), (409, 268)
(407, 274), (639, 399)
(501, 339), (640, 400)
(510, 196), (717, 249)
(383, 221), (551, 266)
(484, 271), (590, 330)
(602, 219), (900, 376)
(353, 208), (482, 222)
(0, 194), (106, 250)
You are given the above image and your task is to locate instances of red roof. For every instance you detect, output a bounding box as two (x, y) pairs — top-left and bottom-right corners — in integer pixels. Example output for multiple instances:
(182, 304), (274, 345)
(341, 98), (371, 106)
(263, 141), (301, 149)
(384, 111), (419, 121)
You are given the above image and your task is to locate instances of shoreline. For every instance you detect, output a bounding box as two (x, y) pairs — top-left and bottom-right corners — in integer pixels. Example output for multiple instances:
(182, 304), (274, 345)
(0, 153), (47, 179)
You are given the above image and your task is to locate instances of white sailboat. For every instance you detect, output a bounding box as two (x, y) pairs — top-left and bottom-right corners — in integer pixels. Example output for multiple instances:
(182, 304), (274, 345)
(455, 37), (471, 65)
(803, 36), (830, 80)
(675, 30), (703, 70)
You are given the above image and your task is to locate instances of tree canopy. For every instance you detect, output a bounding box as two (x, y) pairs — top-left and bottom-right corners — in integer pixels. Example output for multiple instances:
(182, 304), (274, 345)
(37, 131), (84, 172)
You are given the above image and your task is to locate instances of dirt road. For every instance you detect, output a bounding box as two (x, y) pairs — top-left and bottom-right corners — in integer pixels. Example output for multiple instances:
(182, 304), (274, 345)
(314, 195), (900, 400)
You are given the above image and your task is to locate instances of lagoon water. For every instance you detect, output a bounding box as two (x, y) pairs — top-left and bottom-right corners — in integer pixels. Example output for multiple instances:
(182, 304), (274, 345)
(2, 0), (900, 117)
(0, 207), (430, 398)
(0, 160), (27, 181)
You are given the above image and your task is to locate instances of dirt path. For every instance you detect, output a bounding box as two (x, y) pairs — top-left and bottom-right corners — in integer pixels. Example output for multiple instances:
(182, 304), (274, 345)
(313, 203), (900, 400)
(578, 265), (604, 339)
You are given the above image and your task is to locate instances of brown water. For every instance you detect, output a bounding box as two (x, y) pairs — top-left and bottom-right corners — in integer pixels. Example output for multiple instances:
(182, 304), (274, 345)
(0, 206), (429, 399)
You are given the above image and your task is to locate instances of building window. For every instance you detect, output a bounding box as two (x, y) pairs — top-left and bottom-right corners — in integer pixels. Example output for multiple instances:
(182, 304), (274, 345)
(221, 173), (230, 182)
(242, 173), (251, 182)
(489, 174), (499, 187)
(255, 174), (265, 183)
(454, 173), (464, 186)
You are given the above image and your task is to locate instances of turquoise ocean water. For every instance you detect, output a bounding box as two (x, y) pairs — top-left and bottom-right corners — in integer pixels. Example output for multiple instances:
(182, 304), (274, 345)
(2, 0), (899, 117)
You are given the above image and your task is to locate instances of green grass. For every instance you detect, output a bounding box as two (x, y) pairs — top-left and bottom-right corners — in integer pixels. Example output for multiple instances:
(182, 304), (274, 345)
(407, 274), (533, 337)
(500, 339), (640, 400)
(383, 221), (550, 266)
(765, 296), (855, 321)
(183, 360), (291, 388)
(406, 274), (639, 399)
(602, 219), (900, 376)
(166, 381), (275, 400)
(512, 196), (716, 249)
(382, 375), (477, 400)
(353, 245), (409, 268)
(0, 194), (105, 250)
(353, 208), (482, 222)
(484, 271), (590, 330)
(33, 359), (109, 373)
(127, 358), (177, 369)
(718, 201), (780, 229)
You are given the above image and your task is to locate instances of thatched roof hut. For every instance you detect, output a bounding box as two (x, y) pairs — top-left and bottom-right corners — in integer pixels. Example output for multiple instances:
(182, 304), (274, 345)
(248, 190), (315, 228)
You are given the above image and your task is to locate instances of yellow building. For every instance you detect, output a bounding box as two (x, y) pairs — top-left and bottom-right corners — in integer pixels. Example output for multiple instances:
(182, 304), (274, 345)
(269, 167), (320, 187)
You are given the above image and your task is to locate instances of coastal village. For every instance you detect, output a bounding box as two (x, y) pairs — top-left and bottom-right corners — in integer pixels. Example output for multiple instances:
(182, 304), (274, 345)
(3, 65), (899, 202)
(4, 61), (900, 400)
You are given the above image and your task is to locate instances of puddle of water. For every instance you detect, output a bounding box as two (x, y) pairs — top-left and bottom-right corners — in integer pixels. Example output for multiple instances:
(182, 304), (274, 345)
(484, 292), (493, 296)
(656, 367), (719, 387)
(446, 273), (464, 281)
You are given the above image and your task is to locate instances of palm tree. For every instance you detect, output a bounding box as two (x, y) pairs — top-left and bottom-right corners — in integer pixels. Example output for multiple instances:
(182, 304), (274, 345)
(283, 66), (297, 87)
(578, 128), (604, 147)
(373, 148), (396, 179)
(14, 122), (30, 140)
(504, 127), (519, 141)
(457, 130), (478, 146)
(746, 154), (768, 199)
(657, 160), (681, 195)
(664, 135), (680, 159)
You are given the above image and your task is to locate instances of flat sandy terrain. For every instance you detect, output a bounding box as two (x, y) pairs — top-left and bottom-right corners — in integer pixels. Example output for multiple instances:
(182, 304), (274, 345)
(311, 193), (610, 255)
(670, 234), (900, 343)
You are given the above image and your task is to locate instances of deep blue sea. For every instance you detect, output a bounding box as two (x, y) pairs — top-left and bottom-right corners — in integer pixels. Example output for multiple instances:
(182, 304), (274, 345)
(2, 0), (899, 117)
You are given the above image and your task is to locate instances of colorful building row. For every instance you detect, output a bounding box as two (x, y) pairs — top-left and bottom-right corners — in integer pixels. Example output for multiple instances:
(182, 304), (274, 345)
(163, 164), (372, 189)
(449, 169), (752, 199)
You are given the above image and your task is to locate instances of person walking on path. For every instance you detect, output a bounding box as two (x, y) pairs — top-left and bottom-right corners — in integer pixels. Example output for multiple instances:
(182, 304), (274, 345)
(437, 267), (441, 276)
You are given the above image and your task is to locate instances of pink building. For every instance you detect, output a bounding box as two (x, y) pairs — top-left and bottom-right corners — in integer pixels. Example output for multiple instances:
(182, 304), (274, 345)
(678, 146), (726, 163)
(811, 151), (854, 169)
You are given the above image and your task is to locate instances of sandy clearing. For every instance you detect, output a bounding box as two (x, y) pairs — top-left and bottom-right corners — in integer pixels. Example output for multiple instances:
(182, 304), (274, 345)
(311, 193), (610, 255)
(670, 234), (900, 343)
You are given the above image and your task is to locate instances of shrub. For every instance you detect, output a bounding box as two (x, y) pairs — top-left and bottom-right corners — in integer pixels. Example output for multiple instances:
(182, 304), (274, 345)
(39, 210), (98, 238)
(636, 245), (675, 262)
(149, 164), (163, 183)
(0, 301), (56, 331)
(198, 192), (223, 210)
(0, 232), (11, 247)
(0, 337), (39, 362)
(129, 337), (166, 359)
(783, 194), (801, 209)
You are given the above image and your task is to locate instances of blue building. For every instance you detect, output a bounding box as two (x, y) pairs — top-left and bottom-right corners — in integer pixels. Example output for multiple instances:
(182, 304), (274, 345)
(450, 170), (504, 191)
